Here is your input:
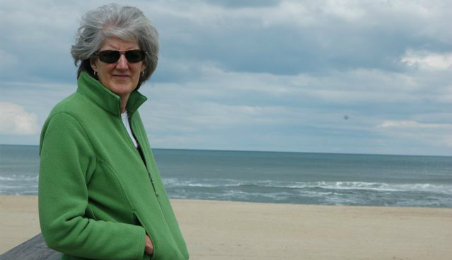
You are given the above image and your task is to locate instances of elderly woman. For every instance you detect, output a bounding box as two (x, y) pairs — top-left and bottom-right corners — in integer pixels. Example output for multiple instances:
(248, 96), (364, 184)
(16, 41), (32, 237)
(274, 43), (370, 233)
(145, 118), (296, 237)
(38, 4), (189, 260)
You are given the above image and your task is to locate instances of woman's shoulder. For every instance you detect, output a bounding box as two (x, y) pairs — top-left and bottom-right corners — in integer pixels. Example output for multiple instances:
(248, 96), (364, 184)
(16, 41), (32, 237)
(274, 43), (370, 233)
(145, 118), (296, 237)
(40, 92), (98, 144)
(42, 93), (94, 130)
(48, 92), (94, 118)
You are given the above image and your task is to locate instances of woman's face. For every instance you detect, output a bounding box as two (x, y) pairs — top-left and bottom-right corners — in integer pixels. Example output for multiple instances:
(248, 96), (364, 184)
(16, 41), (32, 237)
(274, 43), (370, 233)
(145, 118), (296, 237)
(91, 37), (146, 99)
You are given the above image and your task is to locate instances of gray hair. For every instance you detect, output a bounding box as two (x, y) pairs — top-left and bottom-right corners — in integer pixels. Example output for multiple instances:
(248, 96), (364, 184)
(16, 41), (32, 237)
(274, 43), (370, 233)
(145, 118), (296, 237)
(71, 4), (159, 89)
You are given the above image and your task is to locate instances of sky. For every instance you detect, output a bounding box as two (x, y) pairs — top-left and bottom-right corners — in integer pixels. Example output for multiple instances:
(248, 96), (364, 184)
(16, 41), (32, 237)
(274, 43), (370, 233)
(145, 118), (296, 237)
(0, 0), (451, 156)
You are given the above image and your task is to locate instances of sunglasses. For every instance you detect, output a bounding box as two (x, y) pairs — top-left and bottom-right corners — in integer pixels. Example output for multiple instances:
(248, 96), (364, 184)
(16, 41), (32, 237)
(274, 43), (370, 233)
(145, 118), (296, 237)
(96, 50), (146, 63)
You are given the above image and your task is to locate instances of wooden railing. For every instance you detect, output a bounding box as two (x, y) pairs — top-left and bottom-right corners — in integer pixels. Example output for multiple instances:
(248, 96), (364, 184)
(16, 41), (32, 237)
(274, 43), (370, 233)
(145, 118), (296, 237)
(0, 233), (60, 260)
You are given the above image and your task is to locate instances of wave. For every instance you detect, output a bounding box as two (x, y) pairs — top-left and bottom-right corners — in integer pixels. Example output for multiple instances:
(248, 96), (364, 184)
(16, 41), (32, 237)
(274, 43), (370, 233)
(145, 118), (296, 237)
(1, 175), (451, 207)
(0, 175), (39, 181)
(162, 177), (452, 207)
(163, 178), (452, 195)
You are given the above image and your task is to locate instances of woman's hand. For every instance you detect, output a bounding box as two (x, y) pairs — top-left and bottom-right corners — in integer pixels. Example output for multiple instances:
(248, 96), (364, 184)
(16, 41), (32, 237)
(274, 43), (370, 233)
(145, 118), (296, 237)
(145, 235), (154, 256)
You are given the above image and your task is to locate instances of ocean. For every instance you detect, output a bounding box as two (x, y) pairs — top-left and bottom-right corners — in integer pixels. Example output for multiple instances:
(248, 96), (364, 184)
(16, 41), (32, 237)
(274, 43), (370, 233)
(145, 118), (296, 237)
(1, 144), (451, 208)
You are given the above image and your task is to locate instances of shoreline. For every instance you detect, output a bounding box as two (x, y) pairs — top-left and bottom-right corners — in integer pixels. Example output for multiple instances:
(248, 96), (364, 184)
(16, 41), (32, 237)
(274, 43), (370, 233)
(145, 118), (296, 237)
(1, 195), (452, 259)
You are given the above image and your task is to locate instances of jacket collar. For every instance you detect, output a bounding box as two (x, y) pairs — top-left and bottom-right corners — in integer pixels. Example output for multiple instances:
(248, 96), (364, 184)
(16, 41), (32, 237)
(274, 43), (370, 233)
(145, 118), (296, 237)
(76, 71), (147, 116)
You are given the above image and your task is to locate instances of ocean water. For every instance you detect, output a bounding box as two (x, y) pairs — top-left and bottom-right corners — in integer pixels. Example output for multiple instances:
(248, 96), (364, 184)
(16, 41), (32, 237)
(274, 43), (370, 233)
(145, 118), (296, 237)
(1, 144), (451, 208)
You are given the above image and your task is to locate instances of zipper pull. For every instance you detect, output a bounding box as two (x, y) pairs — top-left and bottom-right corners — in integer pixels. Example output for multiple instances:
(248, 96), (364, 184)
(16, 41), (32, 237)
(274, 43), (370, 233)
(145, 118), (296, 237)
(149, 172), (159, 197)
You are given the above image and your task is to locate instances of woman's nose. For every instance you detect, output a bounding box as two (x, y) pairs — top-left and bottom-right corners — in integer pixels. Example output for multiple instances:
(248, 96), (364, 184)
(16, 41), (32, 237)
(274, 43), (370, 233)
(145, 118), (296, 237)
(116, 54), (129, 69)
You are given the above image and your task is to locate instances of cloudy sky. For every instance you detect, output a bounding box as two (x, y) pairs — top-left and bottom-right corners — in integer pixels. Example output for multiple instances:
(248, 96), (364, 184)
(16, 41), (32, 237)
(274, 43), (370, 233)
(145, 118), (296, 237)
(1, 0), (451, 156)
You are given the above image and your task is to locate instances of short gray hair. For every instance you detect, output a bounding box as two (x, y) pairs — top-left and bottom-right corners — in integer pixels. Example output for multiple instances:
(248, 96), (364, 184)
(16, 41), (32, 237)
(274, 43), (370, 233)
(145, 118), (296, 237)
(71, 4), (159, 89)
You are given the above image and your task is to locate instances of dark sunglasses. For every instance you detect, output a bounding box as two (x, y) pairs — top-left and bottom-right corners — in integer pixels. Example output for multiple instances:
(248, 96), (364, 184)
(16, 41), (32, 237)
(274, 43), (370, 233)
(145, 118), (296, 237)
(95, 50), (146, 63)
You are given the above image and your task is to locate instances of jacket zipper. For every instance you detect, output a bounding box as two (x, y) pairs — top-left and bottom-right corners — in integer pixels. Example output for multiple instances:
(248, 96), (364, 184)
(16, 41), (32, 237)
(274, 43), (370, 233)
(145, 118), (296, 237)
(120, 113), (159, 197)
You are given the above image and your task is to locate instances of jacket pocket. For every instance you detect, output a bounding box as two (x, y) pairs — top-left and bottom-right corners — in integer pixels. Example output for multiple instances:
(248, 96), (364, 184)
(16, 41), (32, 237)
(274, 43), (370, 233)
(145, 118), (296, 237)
(133, 211), (158, 260)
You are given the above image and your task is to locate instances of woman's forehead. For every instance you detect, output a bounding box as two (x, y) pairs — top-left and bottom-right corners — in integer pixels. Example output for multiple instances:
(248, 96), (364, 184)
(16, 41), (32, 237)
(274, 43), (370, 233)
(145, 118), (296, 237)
(100, 36), (139, 50)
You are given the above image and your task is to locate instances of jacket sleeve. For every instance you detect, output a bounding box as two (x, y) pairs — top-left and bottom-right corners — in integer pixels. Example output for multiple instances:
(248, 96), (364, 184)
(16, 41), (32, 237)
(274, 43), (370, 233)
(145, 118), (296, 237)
(39, 113), (146, 260)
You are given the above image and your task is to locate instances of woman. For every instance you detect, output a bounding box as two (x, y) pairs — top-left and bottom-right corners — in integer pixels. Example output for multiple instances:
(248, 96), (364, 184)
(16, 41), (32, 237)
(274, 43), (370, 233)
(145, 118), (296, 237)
(39, 4), (189, 260)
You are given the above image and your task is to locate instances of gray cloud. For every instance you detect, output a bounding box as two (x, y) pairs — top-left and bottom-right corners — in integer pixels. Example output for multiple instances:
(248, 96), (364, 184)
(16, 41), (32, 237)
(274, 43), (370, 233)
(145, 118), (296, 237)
(150, 0), (452, 77)
(139, 60), (452, 155)
(1, 0), (451, 155)
(207, 0), (280, 8)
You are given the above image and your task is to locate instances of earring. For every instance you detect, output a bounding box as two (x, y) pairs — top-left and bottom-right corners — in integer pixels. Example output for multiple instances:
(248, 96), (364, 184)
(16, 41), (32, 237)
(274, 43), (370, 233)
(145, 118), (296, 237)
(94, 71), (98, 76)
(141, 70), (145, 77)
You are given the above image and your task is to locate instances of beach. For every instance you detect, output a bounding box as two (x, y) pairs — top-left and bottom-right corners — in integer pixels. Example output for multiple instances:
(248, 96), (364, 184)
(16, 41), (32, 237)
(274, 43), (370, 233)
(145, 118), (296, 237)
(1, 195), (452, 259)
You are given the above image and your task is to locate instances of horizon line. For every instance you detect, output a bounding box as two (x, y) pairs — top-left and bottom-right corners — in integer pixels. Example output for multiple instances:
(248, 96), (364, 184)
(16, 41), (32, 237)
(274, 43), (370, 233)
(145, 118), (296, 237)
(1, 143), (450, 158)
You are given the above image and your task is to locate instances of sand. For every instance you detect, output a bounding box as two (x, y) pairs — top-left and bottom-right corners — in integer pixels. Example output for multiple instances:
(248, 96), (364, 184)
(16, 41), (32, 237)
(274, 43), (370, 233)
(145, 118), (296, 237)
(1, 195), (451, 259)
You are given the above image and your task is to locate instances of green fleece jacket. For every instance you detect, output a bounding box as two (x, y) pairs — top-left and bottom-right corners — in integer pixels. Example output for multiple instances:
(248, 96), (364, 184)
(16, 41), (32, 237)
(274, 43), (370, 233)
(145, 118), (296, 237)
(39, 72), (189, 260)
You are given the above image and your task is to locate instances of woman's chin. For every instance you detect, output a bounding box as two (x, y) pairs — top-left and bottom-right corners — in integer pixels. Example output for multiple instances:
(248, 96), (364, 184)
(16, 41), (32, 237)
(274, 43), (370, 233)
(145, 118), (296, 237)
(107, 83), (137, 97)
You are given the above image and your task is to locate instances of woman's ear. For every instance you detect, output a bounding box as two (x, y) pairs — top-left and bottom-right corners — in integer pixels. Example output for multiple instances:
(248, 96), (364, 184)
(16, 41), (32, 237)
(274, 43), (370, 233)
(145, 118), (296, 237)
(90, 58), (98, 73)
(140, 64), (147, 77)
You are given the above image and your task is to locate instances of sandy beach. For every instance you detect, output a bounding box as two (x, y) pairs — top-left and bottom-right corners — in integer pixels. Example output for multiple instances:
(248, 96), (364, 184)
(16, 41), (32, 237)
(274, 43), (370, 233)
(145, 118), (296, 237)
(1, 195), (451, 259)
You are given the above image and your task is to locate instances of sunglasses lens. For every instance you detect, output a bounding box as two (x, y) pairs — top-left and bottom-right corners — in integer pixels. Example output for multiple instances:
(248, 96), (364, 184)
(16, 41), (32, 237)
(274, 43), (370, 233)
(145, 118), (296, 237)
(125, 50), (146, 63)
(98, 51), (120, 63)
(97, 50), (146, 63)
